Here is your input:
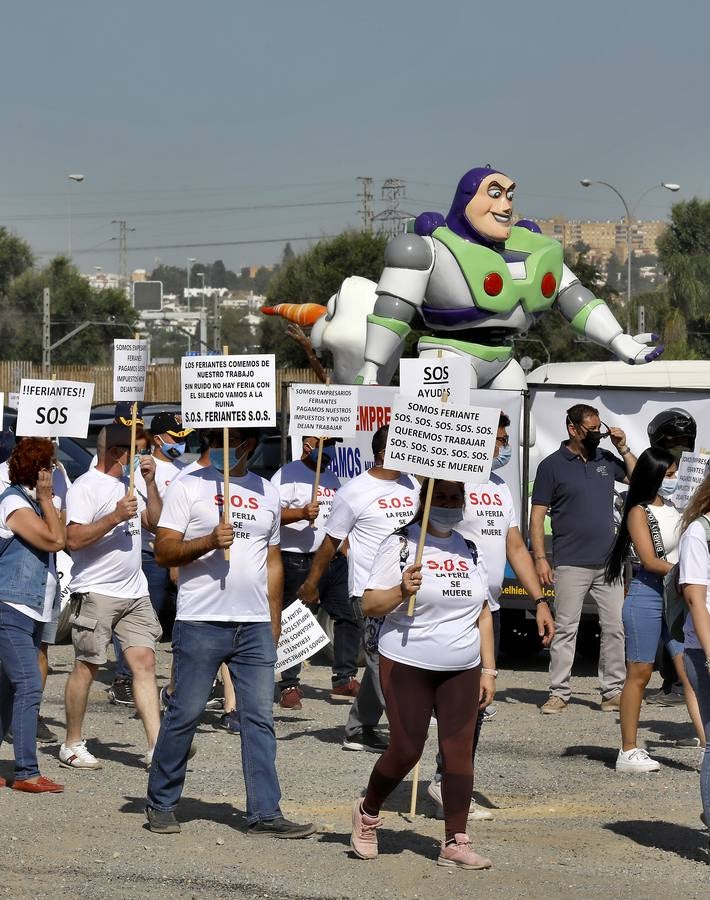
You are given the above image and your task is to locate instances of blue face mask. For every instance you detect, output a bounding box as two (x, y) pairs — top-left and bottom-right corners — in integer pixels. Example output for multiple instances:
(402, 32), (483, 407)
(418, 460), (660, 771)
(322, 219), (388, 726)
(428, 506), (465, 530)
(309, 445), (336, 468)
(658, 477), (678, 499)
(492, 444), (512, 470)
(121, 456), (141, 479)
(162, 440), (186, 460)
(210, 448), (238, 473)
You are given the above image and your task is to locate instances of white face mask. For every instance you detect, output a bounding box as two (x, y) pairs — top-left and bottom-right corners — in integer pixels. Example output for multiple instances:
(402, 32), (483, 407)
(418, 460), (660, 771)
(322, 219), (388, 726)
(658, 477), (678, 499)
(428, 506), (464, 529)
(22, 485), (38, 501)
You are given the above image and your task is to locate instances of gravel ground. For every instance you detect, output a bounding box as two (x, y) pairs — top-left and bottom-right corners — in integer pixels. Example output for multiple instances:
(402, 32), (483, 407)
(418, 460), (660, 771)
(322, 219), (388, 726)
(1, 643), (709, 899)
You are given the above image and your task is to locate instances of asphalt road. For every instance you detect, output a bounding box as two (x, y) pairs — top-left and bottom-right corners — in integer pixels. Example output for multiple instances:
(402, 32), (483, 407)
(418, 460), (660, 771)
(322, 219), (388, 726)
(1, 643), (709, 899)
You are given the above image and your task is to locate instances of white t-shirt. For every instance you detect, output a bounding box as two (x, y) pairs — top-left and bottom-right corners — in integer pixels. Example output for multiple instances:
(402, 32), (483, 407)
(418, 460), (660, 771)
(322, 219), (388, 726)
(158, 467), (281, 622)
(0, 491), (60, 622)
(67, 468), (148, 598)
(326, 470), (420, 597)
(679, 519), (710, 650)
(644, 501), (681, 565)
(457, 473), (517, 612)
(368, 523), (487, 671)
(141, 456), (185, 552)
(271, 460), (340, 553)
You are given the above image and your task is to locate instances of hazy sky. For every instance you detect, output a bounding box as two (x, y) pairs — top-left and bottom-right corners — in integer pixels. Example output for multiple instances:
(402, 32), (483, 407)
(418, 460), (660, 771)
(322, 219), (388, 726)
(1, 0), (707, 278)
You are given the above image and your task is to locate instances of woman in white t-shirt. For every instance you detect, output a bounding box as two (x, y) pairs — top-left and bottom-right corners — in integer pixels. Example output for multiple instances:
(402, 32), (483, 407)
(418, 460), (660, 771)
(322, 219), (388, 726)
(679, 477), (710, 842)
(350, 479), (495, 871)
(605, 447), (702, 773)
(0, 438), (66, 793)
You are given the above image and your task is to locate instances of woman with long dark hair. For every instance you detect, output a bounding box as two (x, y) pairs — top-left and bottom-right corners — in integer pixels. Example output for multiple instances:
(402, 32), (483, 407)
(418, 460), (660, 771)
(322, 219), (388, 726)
(350, 479), (495, 871)
(679, 475), (710, 844)
(606, 447), (703, 772)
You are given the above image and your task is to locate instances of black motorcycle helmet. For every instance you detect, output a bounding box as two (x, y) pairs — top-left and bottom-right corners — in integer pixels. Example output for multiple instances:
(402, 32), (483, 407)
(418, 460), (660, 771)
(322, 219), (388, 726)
(647, 408), (696, 457)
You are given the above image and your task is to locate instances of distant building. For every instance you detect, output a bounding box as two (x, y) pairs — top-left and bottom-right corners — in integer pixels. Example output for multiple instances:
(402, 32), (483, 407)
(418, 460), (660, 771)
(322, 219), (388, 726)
(534, 217), (667, 264)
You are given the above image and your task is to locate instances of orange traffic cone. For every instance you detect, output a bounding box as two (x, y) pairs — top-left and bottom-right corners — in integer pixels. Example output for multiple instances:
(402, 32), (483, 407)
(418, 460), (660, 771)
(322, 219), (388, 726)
(260, 302), (326, 326)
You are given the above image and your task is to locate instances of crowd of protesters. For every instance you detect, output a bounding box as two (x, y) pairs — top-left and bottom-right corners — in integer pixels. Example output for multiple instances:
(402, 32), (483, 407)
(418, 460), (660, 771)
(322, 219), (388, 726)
(1, 398), (710, 869)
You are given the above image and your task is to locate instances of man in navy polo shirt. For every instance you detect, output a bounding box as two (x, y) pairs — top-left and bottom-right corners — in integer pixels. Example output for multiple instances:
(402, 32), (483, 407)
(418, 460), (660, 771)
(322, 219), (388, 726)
(530, 404), (636, 714)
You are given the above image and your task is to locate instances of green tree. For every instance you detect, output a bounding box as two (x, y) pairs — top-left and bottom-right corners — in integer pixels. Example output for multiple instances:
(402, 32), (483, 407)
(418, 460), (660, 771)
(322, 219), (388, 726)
(657, 198), (710, 320)
(0, 228), (33, 295)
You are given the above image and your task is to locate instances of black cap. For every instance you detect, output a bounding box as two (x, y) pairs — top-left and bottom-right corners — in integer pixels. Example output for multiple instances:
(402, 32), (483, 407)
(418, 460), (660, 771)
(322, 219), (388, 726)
(114, 401), (145, 427)
(104, 423), (132, 450)
(150, 411), (193, 439)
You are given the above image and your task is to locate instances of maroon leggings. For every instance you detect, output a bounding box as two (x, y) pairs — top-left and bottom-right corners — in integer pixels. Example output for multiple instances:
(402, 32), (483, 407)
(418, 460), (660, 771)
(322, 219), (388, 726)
(363, 656), (480, 840)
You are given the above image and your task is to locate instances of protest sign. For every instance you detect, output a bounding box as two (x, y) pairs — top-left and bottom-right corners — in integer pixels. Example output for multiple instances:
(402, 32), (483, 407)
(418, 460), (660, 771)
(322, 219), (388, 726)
(384, 397), (498, 483)
(275, 602), (330, 673)
(8, 392), (19, 411)
(0, 393), (3, 430)
(113, 339), (148, 401)
(674, 451), (710, 510)
(181, 354), (276, 428)
(288, 383), (359, 438)
(16, 379), (94, 438)
(399, 357), (470, 406)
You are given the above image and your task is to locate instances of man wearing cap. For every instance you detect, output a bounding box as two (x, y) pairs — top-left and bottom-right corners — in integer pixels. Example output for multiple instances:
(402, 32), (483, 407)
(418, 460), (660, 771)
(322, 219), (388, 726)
(59, 424), (163, 770)
(145, 427), (314, 837)
(270, 435), (360, 709)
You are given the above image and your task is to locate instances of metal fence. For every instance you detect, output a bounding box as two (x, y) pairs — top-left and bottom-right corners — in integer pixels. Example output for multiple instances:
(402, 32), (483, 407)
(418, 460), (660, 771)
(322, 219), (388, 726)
(0, 363), (326, 410)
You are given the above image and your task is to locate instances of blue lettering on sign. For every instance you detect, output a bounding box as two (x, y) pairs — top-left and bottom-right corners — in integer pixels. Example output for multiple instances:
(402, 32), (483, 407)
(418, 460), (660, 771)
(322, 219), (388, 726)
(331, 447), (362, 479)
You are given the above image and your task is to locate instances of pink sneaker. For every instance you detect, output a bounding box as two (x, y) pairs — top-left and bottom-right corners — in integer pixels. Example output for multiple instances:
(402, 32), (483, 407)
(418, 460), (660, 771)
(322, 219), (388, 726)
(437, 833), (492, 870)
(350, 799), (382, 859)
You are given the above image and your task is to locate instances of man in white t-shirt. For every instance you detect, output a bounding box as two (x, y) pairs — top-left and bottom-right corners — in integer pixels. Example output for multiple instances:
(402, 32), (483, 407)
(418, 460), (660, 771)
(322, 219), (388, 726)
(427, 411), (555, 819)
(145, 427), (315, 838)
(59, 424), (163, 771)
(270, 435), (360, 709)
(300, 425), (420, 753)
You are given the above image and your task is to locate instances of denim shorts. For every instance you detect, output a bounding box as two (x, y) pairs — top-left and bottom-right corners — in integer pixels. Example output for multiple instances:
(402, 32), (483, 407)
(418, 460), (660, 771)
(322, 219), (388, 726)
(623, 570), (682, 663)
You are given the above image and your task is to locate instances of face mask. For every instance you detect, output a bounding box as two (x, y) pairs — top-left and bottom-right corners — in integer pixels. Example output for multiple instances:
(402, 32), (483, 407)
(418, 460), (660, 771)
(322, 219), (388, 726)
(492, 444), (512, 470)
(658, 478), (678, 499)
(428, 506), (465, 529)
(22, 485), (38, 501)
(581, 430), (603, 453)
(121, 456), (141, 478)
(210, 448), (238, 473)
(162, 439), (186, 460)
(309, 446), (336, 467)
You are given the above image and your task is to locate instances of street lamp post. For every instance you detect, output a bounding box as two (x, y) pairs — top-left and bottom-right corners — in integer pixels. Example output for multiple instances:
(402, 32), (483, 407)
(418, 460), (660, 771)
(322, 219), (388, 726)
(186, 257), (196, 311)
(196, 272), (206, 311)
(66, 174), (85, 259)
(580, 179), (680, 334)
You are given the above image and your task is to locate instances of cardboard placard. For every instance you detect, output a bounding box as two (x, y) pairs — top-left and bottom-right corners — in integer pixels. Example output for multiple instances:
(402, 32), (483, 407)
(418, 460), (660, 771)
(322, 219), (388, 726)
(288, 384), (359, 437)
(398, 357), (470, 406)
(275, 602), (330, 673)
(384, 397), (498, 483)
(7, 392), (19, 411)
(113, 339), (148, 401)
(16, 379), (94, 438)
(674, 451), (710, 511)
(181, 354), (276, 428)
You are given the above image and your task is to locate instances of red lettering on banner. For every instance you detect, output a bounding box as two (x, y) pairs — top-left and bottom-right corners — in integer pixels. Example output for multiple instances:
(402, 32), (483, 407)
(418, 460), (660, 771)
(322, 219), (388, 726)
(357, 405), (391, 432)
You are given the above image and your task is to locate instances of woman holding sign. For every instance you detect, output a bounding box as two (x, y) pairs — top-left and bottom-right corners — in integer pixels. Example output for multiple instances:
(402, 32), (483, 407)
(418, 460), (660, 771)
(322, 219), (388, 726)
(350, 479), (495, 870)
(0, 438), (65, 793)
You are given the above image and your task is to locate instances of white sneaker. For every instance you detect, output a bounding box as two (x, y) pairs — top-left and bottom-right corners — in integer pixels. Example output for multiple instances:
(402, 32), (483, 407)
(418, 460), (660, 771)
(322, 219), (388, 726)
(59, 740), (102, 769)
(426, 778), (492, 820)
(615, 748), (660, 773)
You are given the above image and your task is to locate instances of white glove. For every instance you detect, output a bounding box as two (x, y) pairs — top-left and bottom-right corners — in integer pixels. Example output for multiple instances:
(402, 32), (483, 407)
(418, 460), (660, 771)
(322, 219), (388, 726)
(609, 332), (664, 365)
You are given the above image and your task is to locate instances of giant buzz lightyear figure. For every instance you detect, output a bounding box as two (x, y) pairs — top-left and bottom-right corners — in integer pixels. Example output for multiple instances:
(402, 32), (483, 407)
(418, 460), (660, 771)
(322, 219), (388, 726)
(355, 166), (663, 387)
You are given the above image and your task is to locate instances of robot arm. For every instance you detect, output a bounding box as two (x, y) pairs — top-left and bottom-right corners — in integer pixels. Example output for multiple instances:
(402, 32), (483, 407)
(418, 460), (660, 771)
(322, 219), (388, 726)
(555, 265), (663, 365)
(355, 234), (434, 384)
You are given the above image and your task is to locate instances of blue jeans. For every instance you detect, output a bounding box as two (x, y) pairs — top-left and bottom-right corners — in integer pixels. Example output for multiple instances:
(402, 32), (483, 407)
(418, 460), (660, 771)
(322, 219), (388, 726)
(623, 570), (679, 663)
(279, 552), (358, 688)
(113, 550), (172, 680)
(684, 648), (710, 826)
(147, 620), (282, 824)
(0, 602), (43, 780)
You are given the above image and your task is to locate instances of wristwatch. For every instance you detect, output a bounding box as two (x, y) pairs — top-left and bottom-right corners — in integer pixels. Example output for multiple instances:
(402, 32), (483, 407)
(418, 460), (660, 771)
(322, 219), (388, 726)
(619, 445), (631, 455)
(535, 597), (553, 607)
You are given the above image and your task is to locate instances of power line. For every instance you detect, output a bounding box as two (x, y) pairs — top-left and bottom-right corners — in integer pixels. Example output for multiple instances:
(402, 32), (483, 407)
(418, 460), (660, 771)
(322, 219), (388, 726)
(46, 234), (339, 255)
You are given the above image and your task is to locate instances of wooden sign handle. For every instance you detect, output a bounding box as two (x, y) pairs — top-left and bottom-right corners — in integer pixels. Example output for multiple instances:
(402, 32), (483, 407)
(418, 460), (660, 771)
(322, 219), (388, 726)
(222, 345), (231, 561)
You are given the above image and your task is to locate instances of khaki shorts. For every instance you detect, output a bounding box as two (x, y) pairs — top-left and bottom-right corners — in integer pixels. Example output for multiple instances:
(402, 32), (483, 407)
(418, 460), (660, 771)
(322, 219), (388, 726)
(69, 591), (162, 665)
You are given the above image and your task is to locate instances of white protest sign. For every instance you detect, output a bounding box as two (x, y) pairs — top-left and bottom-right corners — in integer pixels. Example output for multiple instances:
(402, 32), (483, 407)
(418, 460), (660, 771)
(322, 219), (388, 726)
(275, 602), (330, 673)
(384, 397), (498, 483)
(8, 392), (19, 410)
(674, 451), (710, 510)
(288, 384), (359, 438)
(16, 379), (94, 438)
(399, 357), (470, 406)
(0, 393), (3, 431)
(181, 354), (276, 428)
(113, 339), (148, 401)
